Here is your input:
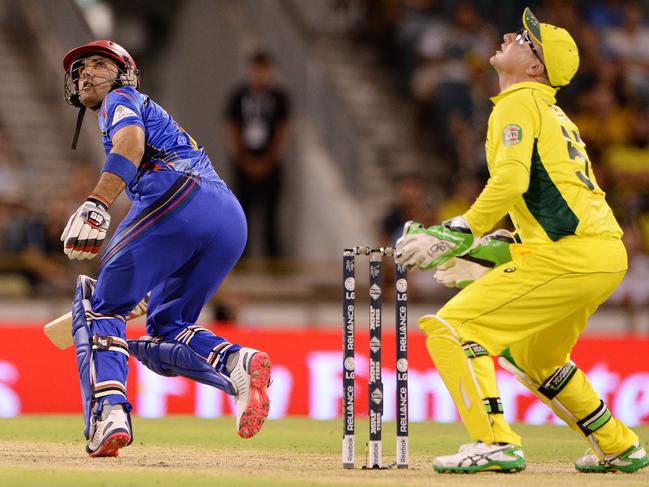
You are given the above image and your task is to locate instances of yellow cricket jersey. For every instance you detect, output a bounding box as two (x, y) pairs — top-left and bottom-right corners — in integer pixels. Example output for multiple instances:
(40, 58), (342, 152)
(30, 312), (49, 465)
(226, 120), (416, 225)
(463, 81), (623, 244)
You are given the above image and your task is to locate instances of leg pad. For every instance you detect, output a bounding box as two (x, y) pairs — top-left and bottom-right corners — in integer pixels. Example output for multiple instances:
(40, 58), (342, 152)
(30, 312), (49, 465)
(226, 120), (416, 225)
(419, 315), (495, 443)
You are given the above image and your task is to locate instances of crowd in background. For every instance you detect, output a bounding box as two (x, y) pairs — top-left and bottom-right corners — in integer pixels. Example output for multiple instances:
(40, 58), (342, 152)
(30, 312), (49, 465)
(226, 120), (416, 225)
(363, 0), (649, 307)
(0, 126), (102, 296)
(1, 0), (648, 311)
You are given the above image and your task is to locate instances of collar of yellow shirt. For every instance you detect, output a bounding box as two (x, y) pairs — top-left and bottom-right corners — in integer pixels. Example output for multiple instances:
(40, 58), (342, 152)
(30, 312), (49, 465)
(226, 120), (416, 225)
(490, 81), (557, 105)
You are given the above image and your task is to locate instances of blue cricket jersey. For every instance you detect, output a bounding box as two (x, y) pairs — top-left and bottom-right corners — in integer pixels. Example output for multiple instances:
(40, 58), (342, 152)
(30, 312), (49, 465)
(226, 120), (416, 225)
(97, 86), (222, 199)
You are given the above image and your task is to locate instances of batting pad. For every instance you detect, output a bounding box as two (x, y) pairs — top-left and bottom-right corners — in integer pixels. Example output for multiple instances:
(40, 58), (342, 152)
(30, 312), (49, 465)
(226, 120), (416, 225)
(128, 337), (235, 395)
(419, 315), (495, 444)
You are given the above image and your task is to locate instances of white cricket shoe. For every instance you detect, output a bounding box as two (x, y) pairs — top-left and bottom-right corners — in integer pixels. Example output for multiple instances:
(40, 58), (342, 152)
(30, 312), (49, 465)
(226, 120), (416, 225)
(86, 403), (132, 457)
(228, 347), (272, 439)
(433, 442), (526, 473)
(575, 442), (649, 473)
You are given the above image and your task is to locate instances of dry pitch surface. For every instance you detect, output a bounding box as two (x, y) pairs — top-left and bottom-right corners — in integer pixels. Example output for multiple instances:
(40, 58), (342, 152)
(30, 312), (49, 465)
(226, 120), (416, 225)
(0, 416), (647, 487)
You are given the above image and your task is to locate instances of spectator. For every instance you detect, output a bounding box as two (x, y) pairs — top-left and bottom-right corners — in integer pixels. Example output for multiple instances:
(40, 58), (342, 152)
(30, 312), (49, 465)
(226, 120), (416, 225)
(604, 106), (649, 192)
(0, 131), (21, 203)
(602, 1), (649, 102)
(0, 192), (71, 294)
(225, 50), (291, 258)
(381, 173), (436, 246)
(435, 176), (481, 223)
(584, 0), (625, 30)
(570, 81), (631, 163)
(411, 1), (497, 169)
(607, 223), (649, 309)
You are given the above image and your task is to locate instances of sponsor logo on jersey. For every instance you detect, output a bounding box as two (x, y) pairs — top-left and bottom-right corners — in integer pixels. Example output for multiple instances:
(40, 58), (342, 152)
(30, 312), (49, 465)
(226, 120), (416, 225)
(112, 105), (137, 126)
(503, 124), (522, 146)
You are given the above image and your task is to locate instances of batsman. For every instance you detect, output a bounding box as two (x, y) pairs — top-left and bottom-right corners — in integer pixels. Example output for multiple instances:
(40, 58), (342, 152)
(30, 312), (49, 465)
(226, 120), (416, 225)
(60, 40), (272, 457)
(395, 8), (648, 474)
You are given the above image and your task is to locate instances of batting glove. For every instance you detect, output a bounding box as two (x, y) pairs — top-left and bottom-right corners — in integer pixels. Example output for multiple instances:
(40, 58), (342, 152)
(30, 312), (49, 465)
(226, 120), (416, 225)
(394, 216), (476, 271)
(61, 199), (111, 260)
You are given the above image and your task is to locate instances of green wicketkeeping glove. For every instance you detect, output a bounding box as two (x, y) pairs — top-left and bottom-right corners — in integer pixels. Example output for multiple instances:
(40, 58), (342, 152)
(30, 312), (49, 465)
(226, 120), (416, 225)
(462, 229), (516, 268)
(434, 229), (516, 288)
(394, 216), (477, 270)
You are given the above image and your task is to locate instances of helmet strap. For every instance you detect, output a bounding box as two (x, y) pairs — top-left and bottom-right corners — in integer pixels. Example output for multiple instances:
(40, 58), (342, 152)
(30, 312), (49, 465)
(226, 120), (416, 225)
(71, 105), (86, 150)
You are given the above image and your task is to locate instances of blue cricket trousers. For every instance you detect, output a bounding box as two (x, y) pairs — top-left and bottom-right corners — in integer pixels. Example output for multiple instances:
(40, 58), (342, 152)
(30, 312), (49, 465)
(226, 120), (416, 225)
(88, 171), (247, 408)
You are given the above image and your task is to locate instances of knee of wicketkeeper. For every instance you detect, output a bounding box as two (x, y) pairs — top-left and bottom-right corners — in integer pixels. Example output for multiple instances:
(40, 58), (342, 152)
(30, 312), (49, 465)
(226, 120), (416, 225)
(419, 314), (455, 337)
(418, 315), (515, 444)
(499, 348), (615, 454)
(419, 315), (521, 444)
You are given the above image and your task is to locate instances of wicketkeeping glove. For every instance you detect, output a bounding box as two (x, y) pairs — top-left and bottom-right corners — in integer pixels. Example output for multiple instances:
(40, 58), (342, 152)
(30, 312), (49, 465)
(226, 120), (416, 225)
(434, 258), (491, 288)
(394, 216), (476, 271)
(434, 229), (516, 288)
(61, 199), (111, 260)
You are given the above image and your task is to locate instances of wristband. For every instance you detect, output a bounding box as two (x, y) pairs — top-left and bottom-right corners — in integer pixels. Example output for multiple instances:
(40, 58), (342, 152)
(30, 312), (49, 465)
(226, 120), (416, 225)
(87, 196), (109, 210)
(102, 152), (137, 185)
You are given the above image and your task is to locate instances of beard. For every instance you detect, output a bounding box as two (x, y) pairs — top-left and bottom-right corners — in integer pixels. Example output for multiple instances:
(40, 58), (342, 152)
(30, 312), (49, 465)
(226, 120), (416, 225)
(79, 88), (100, 108)
(78, 79), (112, 108)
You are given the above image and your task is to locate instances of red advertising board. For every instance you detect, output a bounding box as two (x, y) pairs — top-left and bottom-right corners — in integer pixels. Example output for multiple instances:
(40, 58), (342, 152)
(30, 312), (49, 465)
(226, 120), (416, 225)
(0, 324), (648, 425)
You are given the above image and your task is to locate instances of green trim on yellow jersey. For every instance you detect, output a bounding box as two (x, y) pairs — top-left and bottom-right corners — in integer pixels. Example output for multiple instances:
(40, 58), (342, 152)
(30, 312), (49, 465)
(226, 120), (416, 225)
(523, 141), (579, 241)
(466, 81), (623, 244)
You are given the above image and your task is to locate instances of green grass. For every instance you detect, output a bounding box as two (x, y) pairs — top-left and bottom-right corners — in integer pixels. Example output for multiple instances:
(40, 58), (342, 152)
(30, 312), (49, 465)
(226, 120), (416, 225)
(0, 416), (647, 486)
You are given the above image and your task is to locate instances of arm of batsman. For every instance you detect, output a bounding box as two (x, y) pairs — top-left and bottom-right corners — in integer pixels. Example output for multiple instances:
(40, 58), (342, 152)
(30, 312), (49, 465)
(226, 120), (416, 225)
(434, 229), (516, 288)
(394, 217), (476, 271)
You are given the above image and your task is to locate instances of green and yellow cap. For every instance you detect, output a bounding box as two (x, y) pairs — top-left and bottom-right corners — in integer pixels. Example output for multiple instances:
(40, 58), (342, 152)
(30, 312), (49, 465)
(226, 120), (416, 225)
(522, 7), (579, 87)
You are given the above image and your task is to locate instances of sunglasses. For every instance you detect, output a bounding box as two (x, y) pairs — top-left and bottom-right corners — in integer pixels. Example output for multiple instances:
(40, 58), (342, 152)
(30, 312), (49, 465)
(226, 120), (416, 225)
(516, 29), (545, 67)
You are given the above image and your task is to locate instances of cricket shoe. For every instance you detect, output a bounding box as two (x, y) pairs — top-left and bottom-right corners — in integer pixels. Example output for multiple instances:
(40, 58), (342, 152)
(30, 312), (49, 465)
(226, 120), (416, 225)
(575, 442), (649, 473)
(433, 442), (526, 473)
(228, 347), (272, 439)
(86, 403), (132, 457)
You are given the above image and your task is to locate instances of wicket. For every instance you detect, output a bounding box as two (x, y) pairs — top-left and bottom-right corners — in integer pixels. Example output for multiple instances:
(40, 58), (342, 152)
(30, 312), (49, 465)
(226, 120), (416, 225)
(342, 246), (408, 469)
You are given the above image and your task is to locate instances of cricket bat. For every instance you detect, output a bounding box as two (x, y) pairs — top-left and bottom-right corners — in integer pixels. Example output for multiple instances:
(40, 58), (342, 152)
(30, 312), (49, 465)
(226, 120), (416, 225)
(44, 312), (75, 350)
(43, 295), (149, 350)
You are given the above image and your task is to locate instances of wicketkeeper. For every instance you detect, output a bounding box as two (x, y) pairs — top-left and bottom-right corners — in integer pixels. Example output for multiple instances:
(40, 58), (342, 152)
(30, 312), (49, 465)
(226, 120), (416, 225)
(395, 8), (648, 474)
(61, 40), (272, 457)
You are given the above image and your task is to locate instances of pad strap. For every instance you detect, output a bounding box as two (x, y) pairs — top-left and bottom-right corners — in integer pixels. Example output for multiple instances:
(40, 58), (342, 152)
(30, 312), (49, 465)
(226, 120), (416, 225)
(94, 380), (127, 400)
(463, 341), (489, 358)
(85, 310), (126, 323)
(538, 361), (577, 399)
(577, 400), (612, 436)
(175, 325), (213, 345)
(483, 397), (504, 414)
(207, 342), (235, 370)
(92, 335), (130, 358)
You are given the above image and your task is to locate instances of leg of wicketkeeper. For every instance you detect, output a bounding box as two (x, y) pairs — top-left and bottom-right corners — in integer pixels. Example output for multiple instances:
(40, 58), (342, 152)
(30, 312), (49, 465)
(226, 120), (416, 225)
(463, 341), (522, 446)
(418, 315), (522, 447)
(501, 305), (641, 470)
(418, 315), (491, 438)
